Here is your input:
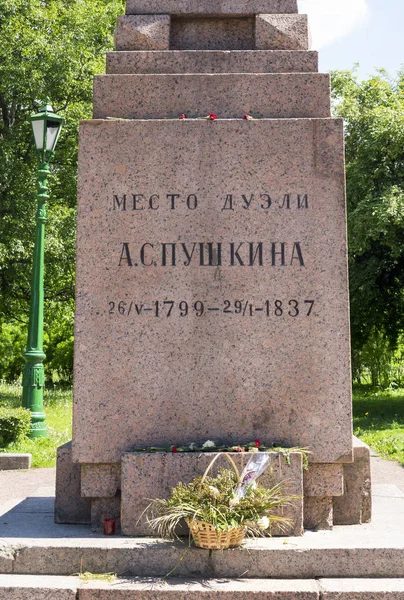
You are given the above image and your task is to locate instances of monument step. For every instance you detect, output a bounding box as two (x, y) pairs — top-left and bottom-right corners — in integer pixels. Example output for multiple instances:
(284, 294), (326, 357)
(4, 538), (404, 578)
(1, 575), (404, 599)
(93, 72), (330, 119)
(106, 50), (319, 75)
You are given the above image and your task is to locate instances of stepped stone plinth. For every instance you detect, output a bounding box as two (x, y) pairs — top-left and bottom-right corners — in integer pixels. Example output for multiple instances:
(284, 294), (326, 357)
(55, 0), (371, 538)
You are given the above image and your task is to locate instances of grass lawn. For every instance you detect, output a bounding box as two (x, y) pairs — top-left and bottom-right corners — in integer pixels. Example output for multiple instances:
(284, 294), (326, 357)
(353, 386), (404, 466)
(0, 381), (72, 468)
(0, 382), (404, 467)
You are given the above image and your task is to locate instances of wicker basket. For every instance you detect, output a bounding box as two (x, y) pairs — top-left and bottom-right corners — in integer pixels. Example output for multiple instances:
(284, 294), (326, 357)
(185, 453), (246, 550)
(186, 518), (246, 549)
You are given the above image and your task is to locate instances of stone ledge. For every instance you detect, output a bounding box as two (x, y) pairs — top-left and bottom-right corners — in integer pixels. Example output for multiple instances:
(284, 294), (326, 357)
(126, 0), (298, 16)
(0, 454), (31, 471)
(106, 50), (319, 74)
(121, 451), (303, 536)
(7, 542), (404, 578)
(93, 73), (331, 120)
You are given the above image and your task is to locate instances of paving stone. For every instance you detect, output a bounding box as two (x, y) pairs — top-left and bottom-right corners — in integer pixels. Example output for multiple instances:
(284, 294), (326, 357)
(0, 455), (31, 471)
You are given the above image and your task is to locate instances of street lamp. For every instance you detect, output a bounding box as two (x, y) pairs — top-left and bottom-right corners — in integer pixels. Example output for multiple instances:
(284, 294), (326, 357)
(22, 98), (64, 438)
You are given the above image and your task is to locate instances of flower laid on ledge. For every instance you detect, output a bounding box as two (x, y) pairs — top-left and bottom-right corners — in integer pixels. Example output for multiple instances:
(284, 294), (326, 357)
(179, 113), (187, 119)
(202, 440), (216, 449)
(130, 441), (311, 469)
(244, 114), (254, 120)
(206, 113), (217, 121)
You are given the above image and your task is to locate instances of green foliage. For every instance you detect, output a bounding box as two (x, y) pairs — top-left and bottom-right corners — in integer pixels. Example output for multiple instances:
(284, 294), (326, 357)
(148, 467), (295, 540)
(0, 0), (124, 382)
(353, 386), (404, 466)
(0, 381), (72, 466)
(331, 68), (404, 357)
(0, 405), (31, 446)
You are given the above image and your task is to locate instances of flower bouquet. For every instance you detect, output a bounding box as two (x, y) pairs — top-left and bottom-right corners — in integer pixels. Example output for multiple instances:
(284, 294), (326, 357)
(147, 453), (297, 550)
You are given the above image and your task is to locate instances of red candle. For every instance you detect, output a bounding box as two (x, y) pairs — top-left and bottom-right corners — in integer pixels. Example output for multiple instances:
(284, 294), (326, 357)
(103, 518), (116, 535)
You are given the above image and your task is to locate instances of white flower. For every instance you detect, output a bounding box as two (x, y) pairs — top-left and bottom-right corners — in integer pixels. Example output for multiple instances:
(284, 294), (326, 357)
(229, 497), (240, 507)
(257, 516), (270, 530)
(202, 440), (216, 449)
(208, 486), (220, 498)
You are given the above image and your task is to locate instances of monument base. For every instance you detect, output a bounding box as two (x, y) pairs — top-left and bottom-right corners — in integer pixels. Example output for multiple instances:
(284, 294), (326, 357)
(54, 438), (371, 535)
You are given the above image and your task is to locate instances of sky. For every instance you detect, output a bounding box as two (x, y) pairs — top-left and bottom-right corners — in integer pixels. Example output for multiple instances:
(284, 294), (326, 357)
(298, 0), (404, 79)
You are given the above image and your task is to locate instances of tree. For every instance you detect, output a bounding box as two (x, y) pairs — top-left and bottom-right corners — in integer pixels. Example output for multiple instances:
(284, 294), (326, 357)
(331, 68), (404, 372)
(0, 0), (123, 381)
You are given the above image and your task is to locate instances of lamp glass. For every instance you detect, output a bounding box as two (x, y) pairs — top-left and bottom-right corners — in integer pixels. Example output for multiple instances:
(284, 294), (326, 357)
(46, 120), (61, 152)
(32, 119), (45, 151)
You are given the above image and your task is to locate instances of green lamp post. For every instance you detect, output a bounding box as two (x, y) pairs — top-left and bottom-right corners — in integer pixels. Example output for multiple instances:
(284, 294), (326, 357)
(22, 98), (64, 438)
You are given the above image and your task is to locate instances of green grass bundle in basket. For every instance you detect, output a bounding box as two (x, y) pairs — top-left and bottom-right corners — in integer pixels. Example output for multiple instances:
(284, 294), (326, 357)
(147, 453), (297, 549)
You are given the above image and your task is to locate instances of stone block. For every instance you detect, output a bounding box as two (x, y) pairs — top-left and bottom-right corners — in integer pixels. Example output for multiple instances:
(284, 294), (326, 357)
(126, 0), (298, 16)
(92, 73), (331, 119)
(114, 15), (170, 51)
(54, 442), (91, 525)
(319, 578), (404, 599)
(256, 14), (309, 50)
(106, 50), (319, 75)
(333, 437), (372, 525)
(303, 464), (344, 498)
(304, 497), (333, 531)
(81, 464), (121, 498)
(0, 454), (31, 470)
(91, 498), (121, 529)
(79, 577), (319, 599)
(170, 17), (255, 51)
(121, 452), (303, 536)
(73, 117), (350, 467)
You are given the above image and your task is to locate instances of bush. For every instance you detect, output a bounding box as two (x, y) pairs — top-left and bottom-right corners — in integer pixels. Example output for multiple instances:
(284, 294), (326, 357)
(0, 406), (31, 447)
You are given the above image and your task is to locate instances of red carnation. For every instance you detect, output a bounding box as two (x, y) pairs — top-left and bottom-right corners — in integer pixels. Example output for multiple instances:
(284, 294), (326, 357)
(255, 439), (261, 448)
(172, 446), (178, 453)
(179, 114), (187, 119)
(207, 113), (217, 121)
(244, 114), (253, 120)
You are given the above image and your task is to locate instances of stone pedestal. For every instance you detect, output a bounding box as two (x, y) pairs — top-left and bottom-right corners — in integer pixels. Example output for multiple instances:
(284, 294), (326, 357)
(55, 0), (371, 535)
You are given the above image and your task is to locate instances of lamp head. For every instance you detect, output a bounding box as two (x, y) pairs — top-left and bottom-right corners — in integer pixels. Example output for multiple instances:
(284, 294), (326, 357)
(30, 97), (64, 164)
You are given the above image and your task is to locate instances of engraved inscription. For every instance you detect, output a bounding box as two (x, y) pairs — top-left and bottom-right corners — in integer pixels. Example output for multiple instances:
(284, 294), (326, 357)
(118, 241), (305, 268)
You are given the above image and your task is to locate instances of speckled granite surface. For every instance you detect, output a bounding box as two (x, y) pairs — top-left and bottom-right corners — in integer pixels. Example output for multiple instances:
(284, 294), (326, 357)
(92, 73), (331, 119)
(125, 0), (298, 15)
(72, 118), (351, 466)
(106, 50), (319, 75)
